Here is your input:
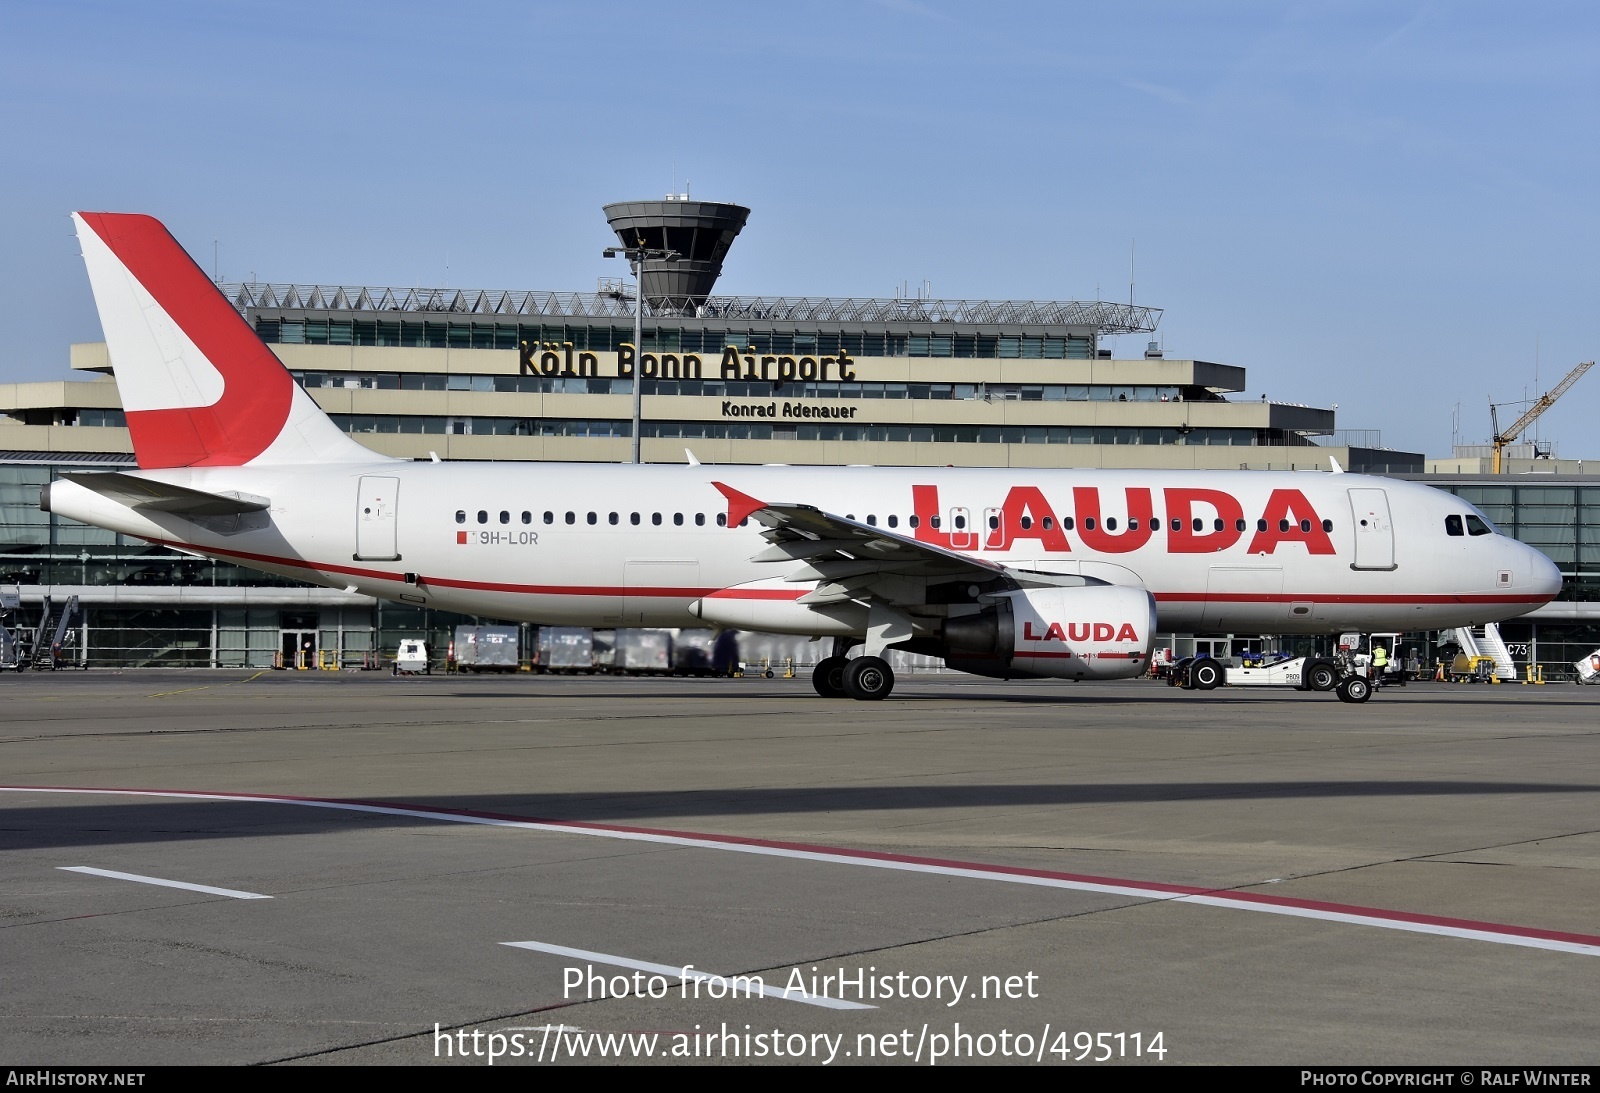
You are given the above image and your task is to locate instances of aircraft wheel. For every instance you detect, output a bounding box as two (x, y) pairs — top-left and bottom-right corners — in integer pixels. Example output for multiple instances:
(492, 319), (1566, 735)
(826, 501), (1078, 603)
(1306, 661), (1338, 692)
(1191, 657), (1223, 691)
(812, 656), (849, 698)
(844, 656), (895, 701)
(1336, 676), (1372, 703)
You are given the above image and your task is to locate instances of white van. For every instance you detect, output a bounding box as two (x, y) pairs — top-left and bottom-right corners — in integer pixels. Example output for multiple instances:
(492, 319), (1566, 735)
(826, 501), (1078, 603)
(394, 639), (431, 675)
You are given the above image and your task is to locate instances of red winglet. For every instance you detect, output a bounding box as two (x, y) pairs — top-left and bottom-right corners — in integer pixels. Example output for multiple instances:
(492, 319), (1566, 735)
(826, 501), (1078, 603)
(712, 481), (767, 527)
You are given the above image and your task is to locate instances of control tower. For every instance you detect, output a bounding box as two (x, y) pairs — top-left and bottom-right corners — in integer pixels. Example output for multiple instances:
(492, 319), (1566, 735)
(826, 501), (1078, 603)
(603, 196), (750, 310)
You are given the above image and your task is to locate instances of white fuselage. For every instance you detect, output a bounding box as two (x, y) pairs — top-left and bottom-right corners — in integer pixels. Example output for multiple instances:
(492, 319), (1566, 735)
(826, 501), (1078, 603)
(46, 461), (1561, 638)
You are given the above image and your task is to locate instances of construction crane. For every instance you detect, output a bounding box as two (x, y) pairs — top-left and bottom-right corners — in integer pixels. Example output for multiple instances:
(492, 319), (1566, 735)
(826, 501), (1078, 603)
(1490, 360), (1594, 474)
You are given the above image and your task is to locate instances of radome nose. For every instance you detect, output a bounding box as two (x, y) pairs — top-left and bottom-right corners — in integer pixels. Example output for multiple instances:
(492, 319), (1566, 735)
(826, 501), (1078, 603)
(1527, 545), (1563, 601)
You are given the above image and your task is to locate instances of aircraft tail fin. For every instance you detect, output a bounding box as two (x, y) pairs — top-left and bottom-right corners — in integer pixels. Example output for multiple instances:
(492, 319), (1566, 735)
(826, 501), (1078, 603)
(72, 212), (386, 470)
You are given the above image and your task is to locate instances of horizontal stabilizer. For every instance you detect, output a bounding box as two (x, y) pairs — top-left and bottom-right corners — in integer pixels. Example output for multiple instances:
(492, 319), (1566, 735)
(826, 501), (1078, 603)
(60, 472), (270, 516)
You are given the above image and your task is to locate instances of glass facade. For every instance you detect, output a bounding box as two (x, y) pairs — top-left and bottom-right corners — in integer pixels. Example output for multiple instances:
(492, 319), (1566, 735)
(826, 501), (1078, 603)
(291, 370), (1199, 404)
(256, 319), (1095, 360)
(326, 414), (1290, 447)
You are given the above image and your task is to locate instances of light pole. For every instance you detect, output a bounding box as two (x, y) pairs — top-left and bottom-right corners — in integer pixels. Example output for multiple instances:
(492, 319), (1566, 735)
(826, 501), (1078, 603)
(603, 244), (678, 463)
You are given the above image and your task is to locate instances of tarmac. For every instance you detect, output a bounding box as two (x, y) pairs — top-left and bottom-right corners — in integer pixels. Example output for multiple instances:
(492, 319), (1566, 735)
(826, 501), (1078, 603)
(1, 668), (1597, 1066)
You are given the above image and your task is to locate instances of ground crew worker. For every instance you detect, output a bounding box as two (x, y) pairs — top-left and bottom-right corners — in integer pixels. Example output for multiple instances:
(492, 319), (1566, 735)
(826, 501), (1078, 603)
(1372, 644), (1389, 685)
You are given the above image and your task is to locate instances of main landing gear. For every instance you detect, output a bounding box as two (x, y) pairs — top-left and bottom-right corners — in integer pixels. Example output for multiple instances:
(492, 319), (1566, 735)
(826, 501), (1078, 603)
(813, 656), (848, 698)
(812, 647), (896, 701)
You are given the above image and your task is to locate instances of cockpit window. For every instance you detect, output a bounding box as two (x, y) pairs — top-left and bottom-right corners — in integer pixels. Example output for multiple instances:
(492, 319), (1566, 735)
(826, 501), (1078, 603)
(1465, 514), (1493, 536)
(1445, 515), (1464, 537)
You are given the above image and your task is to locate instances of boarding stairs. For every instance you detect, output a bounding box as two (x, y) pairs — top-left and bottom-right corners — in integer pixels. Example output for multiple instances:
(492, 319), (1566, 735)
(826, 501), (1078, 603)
(0, 585), (20, 670)
(29, 594), (81, 670)
(1454, 623), (1517, 681)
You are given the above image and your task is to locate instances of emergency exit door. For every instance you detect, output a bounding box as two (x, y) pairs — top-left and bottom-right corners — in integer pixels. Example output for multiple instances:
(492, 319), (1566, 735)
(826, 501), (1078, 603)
(1348, 488), (1396, 571)
(355, 476), (401, 561)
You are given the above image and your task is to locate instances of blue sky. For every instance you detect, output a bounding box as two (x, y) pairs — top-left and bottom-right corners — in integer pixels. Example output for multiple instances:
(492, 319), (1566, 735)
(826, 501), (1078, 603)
(3, 1), (1596, 457)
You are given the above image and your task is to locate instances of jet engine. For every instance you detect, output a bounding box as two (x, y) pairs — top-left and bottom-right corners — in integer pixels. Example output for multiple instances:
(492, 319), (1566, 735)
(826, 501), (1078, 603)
(941, 585), (1156, 681)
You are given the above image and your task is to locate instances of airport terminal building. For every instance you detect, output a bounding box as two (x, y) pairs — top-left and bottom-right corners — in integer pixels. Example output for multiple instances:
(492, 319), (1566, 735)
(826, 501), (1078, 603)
(1, 198), (1594, 673)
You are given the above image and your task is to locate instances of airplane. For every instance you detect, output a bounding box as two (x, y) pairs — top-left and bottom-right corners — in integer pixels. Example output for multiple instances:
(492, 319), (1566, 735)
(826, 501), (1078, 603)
(41, 212), (1563, 701)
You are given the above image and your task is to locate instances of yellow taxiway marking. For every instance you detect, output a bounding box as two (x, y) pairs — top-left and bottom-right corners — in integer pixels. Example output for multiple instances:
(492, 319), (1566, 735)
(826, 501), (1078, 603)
(146, 670), (267, 698)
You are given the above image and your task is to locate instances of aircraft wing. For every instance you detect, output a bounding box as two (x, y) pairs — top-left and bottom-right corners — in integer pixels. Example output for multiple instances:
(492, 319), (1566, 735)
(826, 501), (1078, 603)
(713, 481), (1096, 609)
(61, 472), (271, 516)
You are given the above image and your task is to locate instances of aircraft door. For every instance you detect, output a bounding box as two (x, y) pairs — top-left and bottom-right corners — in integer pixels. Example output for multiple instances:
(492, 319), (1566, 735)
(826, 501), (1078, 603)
(983, 506), (1005, 550)
(948, 506), (976, 551)
(355, 476), (401, 561)
(1348, 488), (1396, 570)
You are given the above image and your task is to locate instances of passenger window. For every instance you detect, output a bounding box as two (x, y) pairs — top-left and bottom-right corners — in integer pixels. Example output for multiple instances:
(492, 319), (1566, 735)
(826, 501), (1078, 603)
(868, 515), (878, 526)
(716, 513), (727, 526)
(740, 517), (750, 527)
(565, 512), (575, 524)
(1084, 517), (1096, 531)
(631, 512), (640, 525)
(1192, 518), (1203, 533)
(695, 513), (706, 526)
(1214, 519), (1225, 532)
(1236, 519), (1247, 533)
(930, 515), (941, 529)
(652, 513), (662, 525)
(1175, 518), (1185, 532)
(1322, 519), (1333, 533)
(521, 511), (531, 524)
(544, 511), (554, 524)
(587, 512), (597, 525)
(887, 515), (898, 528)
(500, 511), (510, 524)
(1061, 516), (1074, 530)
(608, 512), (619, 525)
(1466, 515), (1493, 536)
(909, 515), (920, 529)
(1278, 520), (1290, 533)
(1019, 516), (1032, 530)
(953, 515), (966, 529)
(1445, 515), (1464, 536)
(1042, 517), (1053, 530)
(477, 510), (488, 524)
(673, 513), (683, 526)
(455, 510), (466, 524)
(1299, 519), (1311, 533)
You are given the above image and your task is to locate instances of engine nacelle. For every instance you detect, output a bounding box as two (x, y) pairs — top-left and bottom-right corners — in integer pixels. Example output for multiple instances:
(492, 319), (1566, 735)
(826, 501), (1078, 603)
(942, 585), (1156, 681)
